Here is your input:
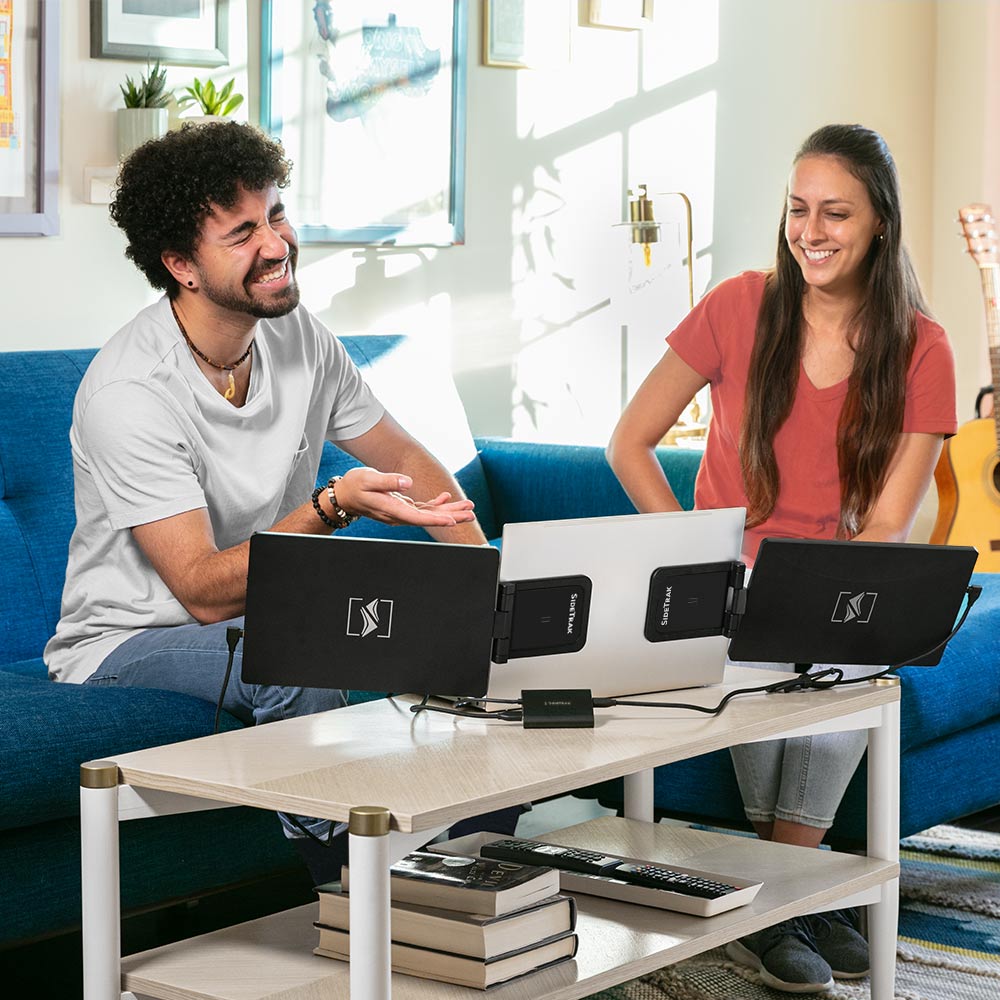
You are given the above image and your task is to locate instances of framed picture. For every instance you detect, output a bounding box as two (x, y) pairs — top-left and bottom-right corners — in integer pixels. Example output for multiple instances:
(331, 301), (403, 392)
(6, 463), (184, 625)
(260, 0), (467, 246)
(90, 0), (229, 66)
(0, 0), (59, 236)
(585, 0), (654, 30)
(483, 0), (571, 69)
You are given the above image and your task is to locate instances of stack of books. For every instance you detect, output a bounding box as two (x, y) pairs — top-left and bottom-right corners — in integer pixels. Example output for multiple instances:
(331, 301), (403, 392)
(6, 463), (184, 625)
(314, 850), (578, 989)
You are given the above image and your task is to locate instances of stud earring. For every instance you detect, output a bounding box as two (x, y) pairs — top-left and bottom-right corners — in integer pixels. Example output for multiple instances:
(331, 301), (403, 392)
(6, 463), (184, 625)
(187, 280), (194, 287)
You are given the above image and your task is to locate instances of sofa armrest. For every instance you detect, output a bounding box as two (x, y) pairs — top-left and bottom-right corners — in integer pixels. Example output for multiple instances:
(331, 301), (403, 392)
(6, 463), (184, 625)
(475, 438), (702, 529)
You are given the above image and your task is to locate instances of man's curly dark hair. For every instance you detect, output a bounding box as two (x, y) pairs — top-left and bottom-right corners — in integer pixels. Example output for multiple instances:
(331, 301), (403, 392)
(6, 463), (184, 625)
(109, 122), (292, 297)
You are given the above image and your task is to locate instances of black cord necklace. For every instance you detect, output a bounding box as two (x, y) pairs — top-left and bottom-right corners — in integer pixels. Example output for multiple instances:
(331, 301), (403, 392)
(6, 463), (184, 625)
(170, 301), (253, 401)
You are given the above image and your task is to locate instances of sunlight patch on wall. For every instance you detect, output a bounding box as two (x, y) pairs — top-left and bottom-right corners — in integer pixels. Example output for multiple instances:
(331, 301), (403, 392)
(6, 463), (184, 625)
(297, 248), (359, 305)
(509, 134), (625, 444)
(517, 21), (639, 140)
(298, 248), (447, 338)
(642, 0), (719, 91)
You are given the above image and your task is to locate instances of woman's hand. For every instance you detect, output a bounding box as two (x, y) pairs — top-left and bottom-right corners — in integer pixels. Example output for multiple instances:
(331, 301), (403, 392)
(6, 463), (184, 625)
(334, 467), (476, 527)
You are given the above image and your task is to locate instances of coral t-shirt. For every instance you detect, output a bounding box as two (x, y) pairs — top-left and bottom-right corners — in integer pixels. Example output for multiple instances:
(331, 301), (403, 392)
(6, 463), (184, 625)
(666, 271), (958, 563)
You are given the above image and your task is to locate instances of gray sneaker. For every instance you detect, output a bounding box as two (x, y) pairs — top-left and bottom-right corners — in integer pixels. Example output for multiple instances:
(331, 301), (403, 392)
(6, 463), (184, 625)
(726, 919), (835, 994)
(802, 908), (870, 979)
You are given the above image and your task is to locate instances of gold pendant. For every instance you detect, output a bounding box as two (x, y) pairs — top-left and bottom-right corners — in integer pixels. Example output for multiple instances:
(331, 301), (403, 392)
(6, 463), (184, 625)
(224, 373), (236, 401)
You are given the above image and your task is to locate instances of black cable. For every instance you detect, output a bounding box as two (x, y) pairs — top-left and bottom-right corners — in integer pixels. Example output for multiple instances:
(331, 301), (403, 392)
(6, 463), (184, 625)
(408, 696), (523, 721)
(213, 626), (244, 735)
(405, 584), (982, 725)
(284, 812), (342, 847)
(598, 584), (983, 713)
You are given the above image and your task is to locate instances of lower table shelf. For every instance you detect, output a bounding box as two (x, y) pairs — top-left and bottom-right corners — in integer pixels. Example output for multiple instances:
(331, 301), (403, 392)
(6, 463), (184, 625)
(121, 817), (897, 1000)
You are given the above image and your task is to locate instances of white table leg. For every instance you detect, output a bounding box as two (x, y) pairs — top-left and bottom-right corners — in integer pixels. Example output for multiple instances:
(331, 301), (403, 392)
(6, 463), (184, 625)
(623, 768), (654, 822)
(80, 761), (122, 1000)
(866, 679), (901, 1000)
(349, 806), (392, 1000)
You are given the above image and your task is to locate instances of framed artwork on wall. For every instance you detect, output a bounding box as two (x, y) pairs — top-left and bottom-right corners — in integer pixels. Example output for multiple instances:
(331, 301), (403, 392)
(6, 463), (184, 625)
(585, 0), (654, 30)
(260, 0), (468, 246)
(482, 0), (572, 69)
(483, 0), (528, 68)
(90, 0), (229, 66)
(0, 0), (59, 236)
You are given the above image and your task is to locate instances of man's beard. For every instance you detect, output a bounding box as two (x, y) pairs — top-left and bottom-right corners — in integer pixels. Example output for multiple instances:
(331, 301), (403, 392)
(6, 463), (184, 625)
(199, 254), (301, 319)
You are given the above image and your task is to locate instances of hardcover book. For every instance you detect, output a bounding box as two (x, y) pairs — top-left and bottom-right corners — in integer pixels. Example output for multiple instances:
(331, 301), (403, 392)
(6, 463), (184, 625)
(340, 851), (560, 917)
(315, 886), (576, 959)
(314, 926), (578, 989)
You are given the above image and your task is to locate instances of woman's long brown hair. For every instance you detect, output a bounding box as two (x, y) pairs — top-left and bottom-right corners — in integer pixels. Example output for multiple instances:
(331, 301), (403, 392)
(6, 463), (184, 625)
(740, 124), (928, 536)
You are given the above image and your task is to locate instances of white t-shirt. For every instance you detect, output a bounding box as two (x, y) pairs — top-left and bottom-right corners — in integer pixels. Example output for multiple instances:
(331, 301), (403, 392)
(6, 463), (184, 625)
(45, 297), (384, 683)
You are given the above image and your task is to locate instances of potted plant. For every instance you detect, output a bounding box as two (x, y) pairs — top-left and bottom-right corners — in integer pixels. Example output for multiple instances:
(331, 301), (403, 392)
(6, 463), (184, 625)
(176, 76), (244, 124)
(117, 61), (170, 159)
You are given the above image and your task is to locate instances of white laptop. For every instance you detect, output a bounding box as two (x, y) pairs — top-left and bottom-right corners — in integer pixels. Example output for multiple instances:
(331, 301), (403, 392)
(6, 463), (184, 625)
(486, 508), (746, 700)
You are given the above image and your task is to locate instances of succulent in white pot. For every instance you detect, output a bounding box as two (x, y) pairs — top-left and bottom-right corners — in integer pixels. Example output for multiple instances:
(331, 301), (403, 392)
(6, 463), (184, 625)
(176, 77), (245, 125)
(117, 61), (170, 159)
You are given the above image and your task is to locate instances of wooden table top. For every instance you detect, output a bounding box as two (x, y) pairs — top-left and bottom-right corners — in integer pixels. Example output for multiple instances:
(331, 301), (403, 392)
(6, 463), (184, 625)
(102, 666), (899, 832)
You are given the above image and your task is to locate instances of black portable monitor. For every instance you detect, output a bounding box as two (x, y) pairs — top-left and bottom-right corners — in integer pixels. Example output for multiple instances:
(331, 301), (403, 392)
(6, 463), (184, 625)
(241, 533), (500, 696)
(727, 538), (978, 667)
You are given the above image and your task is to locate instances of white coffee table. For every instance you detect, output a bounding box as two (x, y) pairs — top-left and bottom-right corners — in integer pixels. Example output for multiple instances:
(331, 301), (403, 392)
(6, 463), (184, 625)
(79, 666), (901, 999)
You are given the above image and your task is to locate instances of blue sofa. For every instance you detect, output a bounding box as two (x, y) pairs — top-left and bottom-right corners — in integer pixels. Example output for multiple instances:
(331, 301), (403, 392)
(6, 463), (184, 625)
(2, 337), (998, 959)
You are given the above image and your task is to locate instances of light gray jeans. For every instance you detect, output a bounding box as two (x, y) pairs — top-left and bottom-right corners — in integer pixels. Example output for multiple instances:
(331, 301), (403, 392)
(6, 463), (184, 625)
(729, 661), (870, 830)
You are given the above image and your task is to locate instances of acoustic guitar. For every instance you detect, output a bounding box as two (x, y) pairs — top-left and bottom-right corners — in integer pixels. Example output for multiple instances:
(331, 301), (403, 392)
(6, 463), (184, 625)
(930, 203), (1000, 569)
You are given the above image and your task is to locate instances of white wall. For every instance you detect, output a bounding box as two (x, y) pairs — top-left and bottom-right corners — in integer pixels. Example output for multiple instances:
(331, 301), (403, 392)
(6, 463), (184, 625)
(0, 1), (991, 478)
(931, 0), (1000, 421)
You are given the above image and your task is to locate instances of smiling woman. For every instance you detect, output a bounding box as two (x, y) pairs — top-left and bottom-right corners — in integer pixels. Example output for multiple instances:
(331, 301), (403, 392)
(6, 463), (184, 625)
(606, 122), (957, 994)
(786, 157), (883, 302)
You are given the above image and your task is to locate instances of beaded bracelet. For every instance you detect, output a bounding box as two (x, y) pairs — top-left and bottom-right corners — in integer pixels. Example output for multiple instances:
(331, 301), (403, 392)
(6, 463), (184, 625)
(327, 475), (360, 527)
(311, 485), (339, 529)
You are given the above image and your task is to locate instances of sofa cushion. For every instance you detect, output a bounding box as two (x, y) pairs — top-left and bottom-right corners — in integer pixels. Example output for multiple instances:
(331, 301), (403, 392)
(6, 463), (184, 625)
(0, 671), (242, 833)
(896, 572), (1000, 751)
(477, 439), (701, 527)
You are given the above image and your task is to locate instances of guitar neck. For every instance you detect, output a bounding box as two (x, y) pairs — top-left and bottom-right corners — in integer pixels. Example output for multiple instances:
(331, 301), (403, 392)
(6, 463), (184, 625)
(978, 266), (1000, 449)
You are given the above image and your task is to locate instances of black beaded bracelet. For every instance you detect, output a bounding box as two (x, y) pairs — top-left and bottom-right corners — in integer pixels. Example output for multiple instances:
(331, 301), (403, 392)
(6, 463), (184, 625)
(311, 485), (339, 529)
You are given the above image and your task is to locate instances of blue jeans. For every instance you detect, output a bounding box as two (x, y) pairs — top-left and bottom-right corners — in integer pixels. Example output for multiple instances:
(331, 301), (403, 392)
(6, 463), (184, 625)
(729, 662), (870, 830)
(86, 618), (521, 841)
(87, 617), (345, 839)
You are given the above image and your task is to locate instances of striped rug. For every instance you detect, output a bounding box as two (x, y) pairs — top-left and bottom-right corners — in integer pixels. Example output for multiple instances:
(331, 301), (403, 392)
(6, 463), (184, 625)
(589, 824), (1000, 1000)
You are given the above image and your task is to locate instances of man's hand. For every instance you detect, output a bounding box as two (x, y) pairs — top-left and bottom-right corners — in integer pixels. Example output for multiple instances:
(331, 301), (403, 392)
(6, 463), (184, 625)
(332, 467), (476, 527)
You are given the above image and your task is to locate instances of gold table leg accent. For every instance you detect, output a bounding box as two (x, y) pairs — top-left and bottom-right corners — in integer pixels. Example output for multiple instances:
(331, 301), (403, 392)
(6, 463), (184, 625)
(80, 760), (120, 789)
(349, 805), (391, 837)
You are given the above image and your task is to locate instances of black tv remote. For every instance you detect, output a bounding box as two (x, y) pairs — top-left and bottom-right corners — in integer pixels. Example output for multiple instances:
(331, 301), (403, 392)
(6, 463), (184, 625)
(480, 838), (623, 874)
(612, 863), (738, 899)
(481, 838), (739, 899)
